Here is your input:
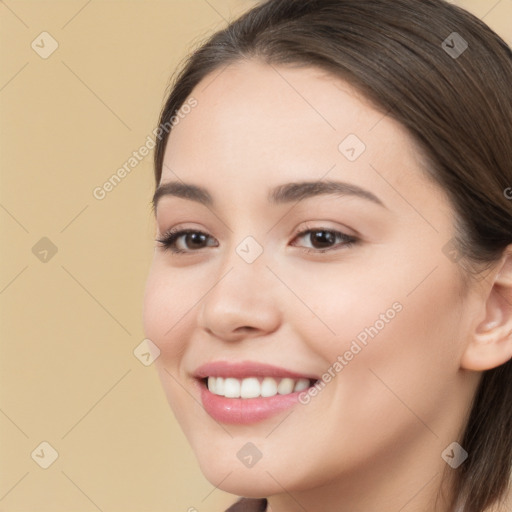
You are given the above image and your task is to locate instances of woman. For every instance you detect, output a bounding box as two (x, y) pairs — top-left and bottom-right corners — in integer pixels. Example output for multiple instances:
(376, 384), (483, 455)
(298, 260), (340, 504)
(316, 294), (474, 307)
(143, 0), (512, 510)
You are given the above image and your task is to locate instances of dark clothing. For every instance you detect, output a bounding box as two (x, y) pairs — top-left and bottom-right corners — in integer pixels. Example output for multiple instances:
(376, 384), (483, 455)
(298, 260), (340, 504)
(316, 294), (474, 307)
(225, 498), (267, 511)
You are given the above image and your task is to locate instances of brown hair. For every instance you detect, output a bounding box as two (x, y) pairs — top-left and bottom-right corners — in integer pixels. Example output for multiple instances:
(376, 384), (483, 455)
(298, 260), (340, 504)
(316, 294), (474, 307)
(153, 1), (512, 510)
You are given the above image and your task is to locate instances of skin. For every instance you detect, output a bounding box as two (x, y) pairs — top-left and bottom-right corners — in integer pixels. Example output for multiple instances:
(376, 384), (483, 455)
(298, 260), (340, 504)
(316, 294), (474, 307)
(142, 59), (512, 512)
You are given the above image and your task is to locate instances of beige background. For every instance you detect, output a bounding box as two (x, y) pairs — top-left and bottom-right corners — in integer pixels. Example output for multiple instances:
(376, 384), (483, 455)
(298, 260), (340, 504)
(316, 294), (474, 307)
(0, 1), (510, 511)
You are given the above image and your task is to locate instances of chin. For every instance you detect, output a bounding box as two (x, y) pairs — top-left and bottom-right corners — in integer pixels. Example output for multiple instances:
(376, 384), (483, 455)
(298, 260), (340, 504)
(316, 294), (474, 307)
(196, 448), (317, 499)
(204, 471), (273, 499)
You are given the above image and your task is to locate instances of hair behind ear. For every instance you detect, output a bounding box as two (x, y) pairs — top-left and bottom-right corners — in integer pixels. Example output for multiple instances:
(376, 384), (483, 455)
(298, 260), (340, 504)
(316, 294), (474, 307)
(451, 359), (512, 511)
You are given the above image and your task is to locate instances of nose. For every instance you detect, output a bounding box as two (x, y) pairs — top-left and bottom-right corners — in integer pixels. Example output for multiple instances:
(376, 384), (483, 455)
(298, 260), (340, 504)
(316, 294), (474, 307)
(196, 254), (282, 342)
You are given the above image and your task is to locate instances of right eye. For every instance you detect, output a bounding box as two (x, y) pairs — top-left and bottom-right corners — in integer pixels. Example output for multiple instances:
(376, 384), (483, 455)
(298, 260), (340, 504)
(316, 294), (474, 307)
(155, 229), (219, 254)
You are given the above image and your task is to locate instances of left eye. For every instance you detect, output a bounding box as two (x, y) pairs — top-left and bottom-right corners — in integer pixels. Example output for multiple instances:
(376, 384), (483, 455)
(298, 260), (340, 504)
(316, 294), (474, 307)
(291, 229), (357, 252)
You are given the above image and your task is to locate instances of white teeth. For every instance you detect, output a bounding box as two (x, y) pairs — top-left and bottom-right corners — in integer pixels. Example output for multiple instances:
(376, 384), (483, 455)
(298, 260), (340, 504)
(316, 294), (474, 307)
(207, 377), (216, 394)
(207, 376), (313, 398)
(240, 377), (260, 398)
(260, 377), (278, 397)
(223, 378), (241, 398)
(277, 377), (295, 395)
(214, 377), (224, 396)
(293, 378), (310, 392)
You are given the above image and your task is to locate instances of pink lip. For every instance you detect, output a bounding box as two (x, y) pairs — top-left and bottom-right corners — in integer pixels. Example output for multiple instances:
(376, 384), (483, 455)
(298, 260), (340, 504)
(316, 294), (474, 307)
(196, 380), (308, 425)
(193, 360), (318, 380)
(193, 361), (319, 425)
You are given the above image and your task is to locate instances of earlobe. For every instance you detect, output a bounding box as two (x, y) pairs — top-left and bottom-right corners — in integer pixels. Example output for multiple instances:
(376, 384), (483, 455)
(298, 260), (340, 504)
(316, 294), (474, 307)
(461, 247), (512, 372)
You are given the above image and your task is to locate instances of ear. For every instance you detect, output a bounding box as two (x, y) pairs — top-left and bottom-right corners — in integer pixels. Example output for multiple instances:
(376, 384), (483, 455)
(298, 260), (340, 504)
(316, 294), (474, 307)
(461, 246), (512, 371)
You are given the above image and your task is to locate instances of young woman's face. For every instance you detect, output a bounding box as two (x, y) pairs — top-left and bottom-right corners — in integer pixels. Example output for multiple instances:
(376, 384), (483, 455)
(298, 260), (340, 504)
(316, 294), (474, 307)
(143, 60), (482, 503)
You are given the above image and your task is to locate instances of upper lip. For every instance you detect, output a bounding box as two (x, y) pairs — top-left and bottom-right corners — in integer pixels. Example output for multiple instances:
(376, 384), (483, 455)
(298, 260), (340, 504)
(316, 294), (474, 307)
(194, 361), (320, 381)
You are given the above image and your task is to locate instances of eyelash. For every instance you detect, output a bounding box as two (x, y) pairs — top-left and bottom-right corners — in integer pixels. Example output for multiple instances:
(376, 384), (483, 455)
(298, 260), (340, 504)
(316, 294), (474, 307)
(155, 226), (358, 255)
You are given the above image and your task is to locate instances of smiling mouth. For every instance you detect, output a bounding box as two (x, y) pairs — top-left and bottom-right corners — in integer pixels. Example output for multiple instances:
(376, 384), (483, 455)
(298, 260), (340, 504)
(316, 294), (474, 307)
(202, 376), (319, 399)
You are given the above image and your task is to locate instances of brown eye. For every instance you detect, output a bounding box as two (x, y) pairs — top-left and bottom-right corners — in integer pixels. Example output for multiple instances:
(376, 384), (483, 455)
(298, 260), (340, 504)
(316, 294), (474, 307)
(291, 229), (357, 253)
(184, 232), (209, 248)
(156, 230), (218, 253)
(309, 230), (336, 249)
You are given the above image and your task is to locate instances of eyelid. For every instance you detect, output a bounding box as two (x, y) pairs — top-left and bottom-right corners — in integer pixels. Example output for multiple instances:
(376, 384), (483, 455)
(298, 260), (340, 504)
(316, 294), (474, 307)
(291, 220), (359, 240)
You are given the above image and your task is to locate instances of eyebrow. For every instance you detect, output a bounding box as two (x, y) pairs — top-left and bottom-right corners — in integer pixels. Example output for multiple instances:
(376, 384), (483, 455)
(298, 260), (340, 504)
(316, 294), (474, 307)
(152, 179), (386, 212)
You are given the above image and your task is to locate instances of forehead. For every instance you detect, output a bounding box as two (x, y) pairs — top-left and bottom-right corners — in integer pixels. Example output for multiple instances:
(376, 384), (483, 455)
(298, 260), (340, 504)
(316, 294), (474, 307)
(161, 59), (435, 206)
(166, 59), (384, 153)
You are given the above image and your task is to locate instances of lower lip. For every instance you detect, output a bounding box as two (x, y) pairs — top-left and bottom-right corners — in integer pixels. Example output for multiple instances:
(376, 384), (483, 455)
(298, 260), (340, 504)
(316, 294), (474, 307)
(197, 379), (305, 424)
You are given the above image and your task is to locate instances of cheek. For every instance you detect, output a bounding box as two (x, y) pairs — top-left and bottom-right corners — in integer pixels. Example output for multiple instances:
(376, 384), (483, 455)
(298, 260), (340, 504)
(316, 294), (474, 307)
(288, 246), (464, 366)
(142, 264), (205, 440)
(275, 259), (406, 360)
(284, 256), (464, 432)
(330, 262), (464, 429)
(142, 263), (198, 363)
